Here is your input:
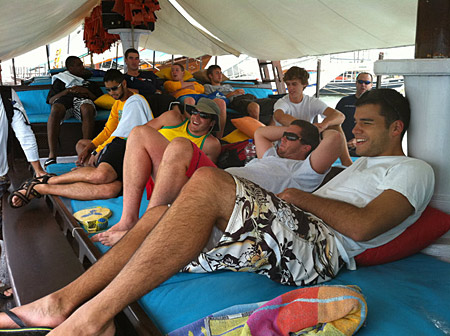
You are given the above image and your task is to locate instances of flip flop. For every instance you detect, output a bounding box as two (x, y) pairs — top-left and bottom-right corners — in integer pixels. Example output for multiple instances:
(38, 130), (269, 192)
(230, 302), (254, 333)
(0, 310), (52, 335)
(43, 158), (56, 169)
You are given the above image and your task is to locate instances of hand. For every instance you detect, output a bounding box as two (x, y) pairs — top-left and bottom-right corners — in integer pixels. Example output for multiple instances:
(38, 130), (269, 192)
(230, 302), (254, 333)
(68, 86), (89, 97)
(76, 148), (91, 167)
(276, 188), (303, 205)
(347, 138), (356, 149)
(233, 89), (245, 95)
(88, 153), (98, 167)
(313, 122), (327, 133)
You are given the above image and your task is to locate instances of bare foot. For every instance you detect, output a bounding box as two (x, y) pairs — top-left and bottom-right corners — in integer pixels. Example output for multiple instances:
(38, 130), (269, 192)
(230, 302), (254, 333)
(0, 294), (70, 329)
(91, 218), (137, 243)
(93, 231), (128, 246)
(48, 302), (115, 336)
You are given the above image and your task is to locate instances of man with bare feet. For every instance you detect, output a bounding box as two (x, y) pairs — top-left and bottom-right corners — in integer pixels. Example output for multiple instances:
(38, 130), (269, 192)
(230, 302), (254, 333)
(0, 89), (434, 335)
(8, 69), (153, 208)
(93, 119), (343, 246)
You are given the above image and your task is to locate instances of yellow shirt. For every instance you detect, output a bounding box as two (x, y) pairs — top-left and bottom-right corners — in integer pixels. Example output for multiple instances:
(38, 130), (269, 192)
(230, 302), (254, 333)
(158, 119), (209, 149)
(163, 80), (204, 98)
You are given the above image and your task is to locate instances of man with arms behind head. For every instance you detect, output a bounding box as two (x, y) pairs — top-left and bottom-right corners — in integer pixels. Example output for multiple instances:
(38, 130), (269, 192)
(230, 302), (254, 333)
(0, 89), (434, 335)
(336, 72), (373, 155)
(45, 56), (103, 167)
(93, 119), (343, 245)
(273, 66), (352, 166)
(204, 65), (277, 124)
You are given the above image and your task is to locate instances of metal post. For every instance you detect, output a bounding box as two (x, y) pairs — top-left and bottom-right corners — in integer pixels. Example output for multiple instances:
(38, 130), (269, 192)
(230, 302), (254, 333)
(315, 59), (321, 98)
(12, 58), (17, 85)
(376, 52), (384, 89)
(46, 44), (51, 71)
(153, 50), (156, 70)
(171, 55), (174, 65)
(115, 43), (119, 69)
(185, 57), (189, 71)
(199, 57), (202, 70)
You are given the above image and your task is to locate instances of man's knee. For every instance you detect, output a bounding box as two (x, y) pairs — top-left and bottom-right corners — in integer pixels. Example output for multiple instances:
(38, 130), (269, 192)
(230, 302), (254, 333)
(190, 167), (232, 188)
(49, 104), (66, 121)
(87, 164), (118, 184)
(163, 138), (194, 166)
(80, 104), (95, 118)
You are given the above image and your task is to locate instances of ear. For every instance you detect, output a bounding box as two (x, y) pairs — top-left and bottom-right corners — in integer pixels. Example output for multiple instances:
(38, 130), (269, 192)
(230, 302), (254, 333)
(302, 144), (312, 155)
(391, 120), (404, 137)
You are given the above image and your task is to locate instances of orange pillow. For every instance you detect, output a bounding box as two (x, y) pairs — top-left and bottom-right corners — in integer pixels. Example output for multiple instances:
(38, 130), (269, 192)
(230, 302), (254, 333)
(355, 206), (450, 266)
(231, 117), (265, 139)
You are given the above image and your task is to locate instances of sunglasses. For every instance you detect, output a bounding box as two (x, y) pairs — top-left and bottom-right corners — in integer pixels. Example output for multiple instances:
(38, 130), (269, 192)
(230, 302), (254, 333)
(357, 80), (372, 85)
(105, 83), (122, 92)
(282, 132), (301, 141)
(188, 109), (213, 120)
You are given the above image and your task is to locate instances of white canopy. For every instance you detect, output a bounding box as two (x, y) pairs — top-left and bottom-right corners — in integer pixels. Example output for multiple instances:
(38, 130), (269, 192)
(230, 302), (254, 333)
(0, 0), (418, 61)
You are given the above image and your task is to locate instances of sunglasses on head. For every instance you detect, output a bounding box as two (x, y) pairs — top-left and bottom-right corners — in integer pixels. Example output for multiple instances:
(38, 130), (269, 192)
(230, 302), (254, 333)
(105, 82), (122, 92)
(282, 132), (301, 141)
(188, 109), (213, 120)
(357, 80), (372, 85)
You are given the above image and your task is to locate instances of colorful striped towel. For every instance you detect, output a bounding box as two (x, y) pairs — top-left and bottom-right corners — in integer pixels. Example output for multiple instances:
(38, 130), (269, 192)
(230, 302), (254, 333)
(170, 285), (367, 336)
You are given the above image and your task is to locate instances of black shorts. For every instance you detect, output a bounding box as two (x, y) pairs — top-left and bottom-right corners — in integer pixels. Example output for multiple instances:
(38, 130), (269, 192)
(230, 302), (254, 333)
(229, 94), (277, 125)
(97, 138), (126, 181)
(145, 93), (177, 118)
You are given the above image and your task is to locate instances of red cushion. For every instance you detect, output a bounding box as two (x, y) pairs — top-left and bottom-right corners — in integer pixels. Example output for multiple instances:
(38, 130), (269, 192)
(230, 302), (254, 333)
(355, 206), (450, 266)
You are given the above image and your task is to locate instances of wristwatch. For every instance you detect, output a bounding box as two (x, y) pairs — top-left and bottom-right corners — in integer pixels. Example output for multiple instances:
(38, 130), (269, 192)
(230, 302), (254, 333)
(91, 150), (98, 156)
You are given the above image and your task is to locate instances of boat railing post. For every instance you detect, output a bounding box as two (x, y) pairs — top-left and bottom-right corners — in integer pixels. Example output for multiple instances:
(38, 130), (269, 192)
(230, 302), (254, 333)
(12, 58), (17, 85)
(153, 50), (156, 70)
(316, 59), (321, 98)
(376, 52), (384, 89)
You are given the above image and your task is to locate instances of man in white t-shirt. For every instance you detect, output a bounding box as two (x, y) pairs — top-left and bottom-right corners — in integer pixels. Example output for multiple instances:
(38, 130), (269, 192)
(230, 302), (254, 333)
(0, 89), (435, 334)
(273, 66), (352, 166)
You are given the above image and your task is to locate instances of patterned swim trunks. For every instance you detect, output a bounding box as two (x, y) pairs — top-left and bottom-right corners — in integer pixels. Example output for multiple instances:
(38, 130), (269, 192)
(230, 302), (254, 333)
(183, 176), (343, 286)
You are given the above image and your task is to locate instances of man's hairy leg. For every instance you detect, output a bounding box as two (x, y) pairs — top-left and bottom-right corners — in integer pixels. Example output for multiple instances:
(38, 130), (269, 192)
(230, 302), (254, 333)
(92, 125), (169, 243)
(0, 205), (169, 331)
(148, 137), (193, 208)
(49, 168), (236, 335)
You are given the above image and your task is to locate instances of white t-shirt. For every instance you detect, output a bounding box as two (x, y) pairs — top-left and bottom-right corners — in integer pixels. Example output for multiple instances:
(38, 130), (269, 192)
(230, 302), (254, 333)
(314, 156), (435, 268)
(111, 94), (154, 138)
(274, 94), (327, 125)
(0, 89), (39, 176)
(226, 147), (327, 194)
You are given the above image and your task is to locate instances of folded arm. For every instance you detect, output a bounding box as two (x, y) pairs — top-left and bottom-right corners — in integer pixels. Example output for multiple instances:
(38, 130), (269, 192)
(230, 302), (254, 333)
(254, 125), (287, 158)
(276, 188), (414, 242)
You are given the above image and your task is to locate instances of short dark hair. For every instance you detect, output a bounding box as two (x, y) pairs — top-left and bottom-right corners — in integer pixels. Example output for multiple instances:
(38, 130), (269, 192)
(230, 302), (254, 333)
(207, 65), (221, 79)
(356, 88), (410, 137)
(283, 66), (309, 86)
(125, 48), (139, 59)
(290, 119), (320, 155)
(104, 69), (124, 83)
(356, 72), (373, 82)
(172, 64), (185, 72)
(65, 56), (81, 69)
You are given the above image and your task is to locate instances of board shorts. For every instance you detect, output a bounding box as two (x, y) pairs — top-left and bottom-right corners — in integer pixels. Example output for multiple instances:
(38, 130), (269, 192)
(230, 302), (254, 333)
(54, 96), (97, 121)
(145, 141), (217, 199)
(183, 176), (344, 286)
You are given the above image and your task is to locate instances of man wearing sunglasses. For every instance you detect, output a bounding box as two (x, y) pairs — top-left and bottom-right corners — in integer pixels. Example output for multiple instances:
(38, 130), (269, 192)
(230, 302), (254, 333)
(45, 56), (104, 168)
(93, 118), (343, 246)
(9, 69), (153, 208)
(336, 72), (373, 155)
(272, 66), (353, 166)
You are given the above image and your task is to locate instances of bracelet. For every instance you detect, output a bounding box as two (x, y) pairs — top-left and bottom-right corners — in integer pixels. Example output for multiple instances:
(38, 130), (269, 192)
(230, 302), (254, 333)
(91, 150), (98, 156)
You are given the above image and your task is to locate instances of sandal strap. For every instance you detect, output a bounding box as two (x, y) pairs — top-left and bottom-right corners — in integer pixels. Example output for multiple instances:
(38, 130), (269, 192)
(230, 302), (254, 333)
(4, 310), (26, 328)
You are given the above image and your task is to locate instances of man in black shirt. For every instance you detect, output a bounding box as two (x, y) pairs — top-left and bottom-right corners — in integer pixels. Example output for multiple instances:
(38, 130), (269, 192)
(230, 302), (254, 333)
(124, 48), (177, 117)
(46, 56), (103, 166)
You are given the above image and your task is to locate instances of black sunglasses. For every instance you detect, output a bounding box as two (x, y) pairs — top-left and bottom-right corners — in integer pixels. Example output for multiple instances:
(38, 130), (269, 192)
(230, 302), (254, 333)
(188, 109), (213, 120)
(105, 83), (122, 92)
(282, 132), (301, 141)
(357, 80), (372, 85)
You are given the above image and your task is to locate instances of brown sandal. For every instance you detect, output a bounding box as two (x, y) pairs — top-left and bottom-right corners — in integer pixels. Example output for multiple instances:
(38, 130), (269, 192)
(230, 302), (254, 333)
(7, 179), (44, 209)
